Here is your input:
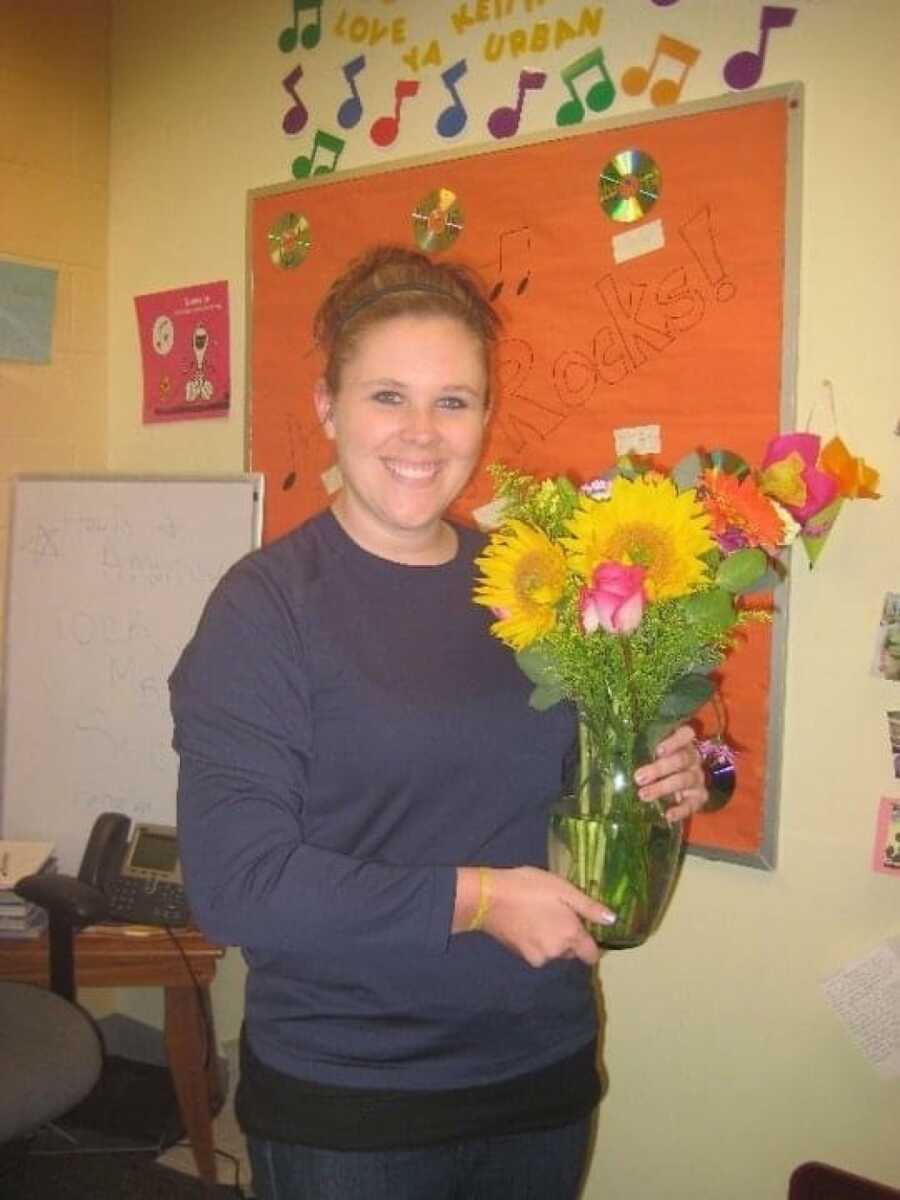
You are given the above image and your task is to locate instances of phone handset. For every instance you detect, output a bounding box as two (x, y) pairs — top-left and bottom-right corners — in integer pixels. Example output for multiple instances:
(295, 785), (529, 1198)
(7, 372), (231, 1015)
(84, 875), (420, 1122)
(77, 811), (130, 890)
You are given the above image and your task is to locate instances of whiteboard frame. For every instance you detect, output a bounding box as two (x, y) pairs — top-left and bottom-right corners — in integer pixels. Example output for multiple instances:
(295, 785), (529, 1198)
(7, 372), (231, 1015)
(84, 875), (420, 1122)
(0, 472), (264, 870)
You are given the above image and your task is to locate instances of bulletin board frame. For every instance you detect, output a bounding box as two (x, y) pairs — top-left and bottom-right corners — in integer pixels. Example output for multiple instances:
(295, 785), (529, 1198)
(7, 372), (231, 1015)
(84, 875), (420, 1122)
(245, 83), (804, 869)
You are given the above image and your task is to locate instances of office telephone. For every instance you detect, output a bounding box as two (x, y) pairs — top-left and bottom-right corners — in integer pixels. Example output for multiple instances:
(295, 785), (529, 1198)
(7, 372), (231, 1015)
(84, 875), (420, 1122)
(78, 812), (190, 927)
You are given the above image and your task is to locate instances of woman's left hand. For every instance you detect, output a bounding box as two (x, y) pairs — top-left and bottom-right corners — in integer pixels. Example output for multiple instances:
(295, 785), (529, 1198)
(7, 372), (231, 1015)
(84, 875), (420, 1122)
(634, 724), (707, 823)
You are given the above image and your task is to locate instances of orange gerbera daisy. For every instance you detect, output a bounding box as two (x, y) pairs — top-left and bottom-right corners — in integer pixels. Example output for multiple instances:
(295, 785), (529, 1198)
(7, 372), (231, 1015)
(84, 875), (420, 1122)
(699, 468), (786, 554)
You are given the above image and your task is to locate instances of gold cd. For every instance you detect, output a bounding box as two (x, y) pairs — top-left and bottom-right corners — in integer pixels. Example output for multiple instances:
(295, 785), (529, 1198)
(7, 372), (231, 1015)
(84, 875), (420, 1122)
(268, 211), (311, 269)
(411, 187), (464, 253)
(598, 150), (661, 223)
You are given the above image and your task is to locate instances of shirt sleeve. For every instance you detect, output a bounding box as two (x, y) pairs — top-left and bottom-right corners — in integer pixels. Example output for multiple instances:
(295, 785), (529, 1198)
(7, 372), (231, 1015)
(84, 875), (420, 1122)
(169, 559), (456, 957)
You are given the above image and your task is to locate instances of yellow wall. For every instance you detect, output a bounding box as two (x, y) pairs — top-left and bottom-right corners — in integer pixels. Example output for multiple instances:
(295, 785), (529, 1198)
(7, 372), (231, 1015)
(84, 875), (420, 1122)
(0, 0), (109, 570)
(9, 0), (900, 1194)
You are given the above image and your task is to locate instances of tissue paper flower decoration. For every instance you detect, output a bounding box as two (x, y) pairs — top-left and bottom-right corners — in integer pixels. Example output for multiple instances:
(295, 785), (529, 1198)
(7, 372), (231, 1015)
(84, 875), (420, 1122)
(759, 433), (838, 524)
(819, 436), (880, 499)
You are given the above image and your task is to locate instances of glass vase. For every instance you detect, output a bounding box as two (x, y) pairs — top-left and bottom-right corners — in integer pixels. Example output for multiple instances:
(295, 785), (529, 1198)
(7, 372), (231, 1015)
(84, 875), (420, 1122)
(548, 715), (684, 950)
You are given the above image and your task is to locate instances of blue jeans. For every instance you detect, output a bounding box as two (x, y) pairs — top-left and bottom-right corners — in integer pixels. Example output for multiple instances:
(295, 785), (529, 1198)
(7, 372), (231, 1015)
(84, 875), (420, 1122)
(248, 1118), (593, 1199)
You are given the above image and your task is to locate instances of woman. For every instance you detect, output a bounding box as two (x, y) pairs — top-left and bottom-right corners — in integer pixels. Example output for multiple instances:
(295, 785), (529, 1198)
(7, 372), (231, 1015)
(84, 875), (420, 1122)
(170, 245), (706, 1199)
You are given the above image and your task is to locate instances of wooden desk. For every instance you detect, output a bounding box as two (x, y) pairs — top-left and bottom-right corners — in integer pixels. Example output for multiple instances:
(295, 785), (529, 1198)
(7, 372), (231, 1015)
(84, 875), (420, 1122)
(0, 925), (225, 1189)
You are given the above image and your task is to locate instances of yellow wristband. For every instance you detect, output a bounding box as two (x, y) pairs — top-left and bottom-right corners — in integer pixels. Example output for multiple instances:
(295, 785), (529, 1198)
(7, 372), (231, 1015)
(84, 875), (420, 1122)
(467, 866), (491, 932)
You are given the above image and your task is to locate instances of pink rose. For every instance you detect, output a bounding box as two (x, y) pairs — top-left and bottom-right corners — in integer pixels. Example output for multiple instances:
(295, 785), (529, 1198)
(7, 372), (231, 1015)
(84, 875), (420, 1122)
(580, 562), (647, 636)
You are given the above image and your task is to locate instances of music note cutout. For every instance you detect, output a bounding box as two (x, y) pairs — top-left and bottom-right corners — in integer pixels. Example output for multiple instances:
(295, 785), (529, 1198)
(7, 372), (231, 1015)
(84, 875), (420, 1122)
(487, 69), (547, 140)
(723, 5), (796, 90)
(555, 47), (615, 127)
(621, 34), (700, 107)
(337, 55), (366, 130)
(370, 79), (419, 148)
(278, 0), (322, 53)
(291, 129), (345, 179)
(281, 65), (308, 136)
(436, 60), (468, 139)
(487, 227), (533, 302)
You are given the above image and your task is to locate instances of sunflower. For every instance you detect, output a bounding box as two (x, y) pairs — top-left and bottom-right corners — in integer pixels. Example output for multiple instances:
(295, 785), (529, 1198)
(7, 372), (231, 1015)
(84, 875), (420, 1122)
(699, 468), (787, 554)
(473, 519), (568, 651)
(563, 475), (713, 601)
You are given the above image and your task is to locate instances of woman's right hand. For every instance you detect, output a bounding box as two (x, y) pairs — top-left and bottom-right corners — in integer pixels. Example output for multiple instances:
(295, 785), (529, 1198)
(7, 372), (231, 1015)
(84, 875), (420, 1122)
(455, 866), (614, 967)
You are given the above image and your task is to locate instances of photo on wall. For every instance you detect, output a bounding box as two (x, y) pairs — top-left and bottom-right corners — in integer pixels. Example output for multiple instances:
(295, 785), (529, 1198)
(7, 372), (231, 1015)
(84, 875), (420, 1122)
(872, 592), (900, 683)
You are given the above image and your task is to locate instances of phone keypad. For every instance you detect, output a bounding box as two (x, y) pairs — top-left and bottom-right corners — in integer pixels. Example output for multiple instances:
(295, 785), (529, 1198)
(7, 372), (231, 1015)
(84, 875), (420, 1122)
(106, 877), (190, 927)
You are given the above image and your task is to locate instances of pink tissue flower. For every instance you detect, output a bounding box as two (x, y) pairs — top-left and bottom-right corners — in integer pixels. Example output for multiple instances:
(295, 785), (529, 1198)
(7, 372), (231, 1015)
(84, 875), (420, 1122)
(760, 433), (838, 525)
(580, 562), (647, 636)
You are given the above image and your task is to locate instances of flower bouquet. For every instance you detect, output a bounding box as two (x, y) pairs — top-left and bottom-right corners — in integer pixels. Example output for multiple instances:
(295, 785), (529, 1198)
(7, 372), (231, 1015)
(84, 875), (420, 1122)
(474, 435), (879, 949)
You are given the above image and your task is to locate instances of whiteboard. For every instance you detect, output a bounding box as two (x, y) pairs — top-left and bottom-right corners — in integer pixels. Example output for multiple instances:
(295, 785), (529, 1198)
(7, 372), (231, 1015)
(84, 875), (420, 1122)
(1, 475), (264, 873)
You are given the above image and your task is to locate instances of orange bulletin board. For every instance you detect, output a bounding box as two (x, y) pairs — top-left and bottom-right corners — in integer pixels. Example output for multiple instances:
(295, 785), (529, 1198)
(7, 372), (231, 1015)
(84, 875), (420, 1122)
(247, 85), (802, 867)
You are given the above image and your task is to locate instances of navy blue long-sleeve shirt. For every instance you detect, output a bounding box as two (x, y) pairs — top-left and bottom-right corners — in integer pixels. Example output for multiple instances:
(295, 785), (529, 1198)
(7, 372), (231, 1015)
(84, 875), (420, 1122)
(170, 510), (596, 1092)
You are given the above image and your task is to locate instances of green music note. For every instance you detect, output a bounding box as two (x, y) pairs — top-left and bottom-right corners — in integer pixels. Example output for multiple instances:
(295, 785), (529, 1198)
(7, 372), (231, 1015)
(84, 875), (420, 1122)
(556, 47), (616, 127)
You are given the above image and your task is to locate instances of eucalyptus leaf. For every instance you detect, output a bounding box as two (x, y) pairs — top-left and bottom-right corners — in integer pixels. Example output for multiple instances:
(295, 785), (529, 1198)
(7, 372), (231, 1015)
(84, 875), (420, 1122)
(672, 451), (703, 491)
(657, 673), (714, 719)
(515, 645), (562, 689)
(683, 588), (736, 633)
(716, 548), (768, 594)
(528, 682), (565, 711)
(708, 448), (751, 478)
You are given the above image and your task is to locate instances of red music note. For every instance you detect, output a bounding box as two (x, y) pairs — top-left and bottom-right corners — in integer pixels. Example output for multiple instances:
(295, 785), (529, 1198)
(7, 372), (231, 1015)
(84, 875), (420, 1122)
(291, 129), (345, 179)
(724, 5), (796, 90)
(281, 65), (308, 136)
(278, 0), (322, 53)
(337, 55), (366, 130)
(487, 69), (547, 140)
(369, 79), (420, 148)
(621, 34), (700, 107)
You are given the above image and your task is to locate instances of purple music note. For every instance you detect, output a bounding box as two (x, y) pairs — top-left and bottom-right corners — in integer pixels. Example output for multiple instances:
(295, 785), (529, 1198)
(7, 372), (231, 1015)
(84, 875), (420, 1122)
(281, 64), (308, 136)
(487, 69), (547, 140)
(436, 59), (468, 139)
(723, 5), (796, 90)
(337, 55), (366, 130)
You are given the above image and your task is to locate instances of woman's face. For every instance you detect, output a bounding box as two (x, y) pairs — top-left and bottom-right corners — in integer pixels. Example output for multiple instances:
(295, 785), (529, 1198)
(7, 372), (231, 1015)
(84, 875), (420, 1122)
(315, 313), (489, 561)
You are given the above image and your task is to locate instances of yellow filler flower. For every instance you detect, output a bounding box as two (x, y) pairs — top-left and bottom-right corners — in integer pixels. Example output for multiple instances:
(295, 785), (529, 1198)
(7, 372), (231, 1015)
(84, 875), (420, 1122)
(473, 519), (567, 651)
(563, 475), (714, 601)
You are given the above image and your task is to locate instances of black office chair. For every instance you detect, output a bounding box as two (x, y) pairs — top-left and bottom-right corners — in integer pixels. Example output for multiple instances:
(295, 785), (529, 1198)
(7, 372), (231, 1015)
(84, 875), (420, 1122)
(790, 1162), (900, 1198)
(0, 875), (108, 1165)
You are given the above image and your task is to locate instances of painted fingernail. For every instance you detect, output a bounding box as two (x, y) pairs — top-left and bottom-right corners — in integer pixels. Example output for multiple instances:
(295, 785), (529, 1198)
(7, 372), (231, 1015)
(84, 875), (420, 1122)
(599, 910), (617, 925)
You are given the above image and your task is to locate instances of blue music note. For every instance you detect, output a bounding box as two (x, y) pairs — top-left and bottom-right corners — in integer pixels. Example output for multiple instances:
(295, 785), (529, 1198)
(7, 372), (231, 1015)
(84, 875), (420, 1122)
(337, 55), (366, 130)
(436, 60), (468, 139)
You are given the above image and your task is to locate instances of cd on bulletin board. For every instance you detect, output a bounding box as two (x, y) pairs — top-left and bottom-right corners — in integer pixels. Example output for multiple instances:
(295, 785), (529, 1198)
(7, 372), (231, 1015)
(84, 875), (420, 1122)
(411, 188), (464, 253)
(598, 150), (661, 223)
(269, 211), (312, 269)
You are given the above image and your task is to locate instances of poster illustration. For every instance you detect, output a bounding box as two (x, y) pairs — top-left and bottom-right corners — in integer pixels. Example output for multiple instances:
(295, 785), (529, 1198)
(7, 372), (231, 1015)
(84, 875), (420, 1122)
(135, 280), (230, 423)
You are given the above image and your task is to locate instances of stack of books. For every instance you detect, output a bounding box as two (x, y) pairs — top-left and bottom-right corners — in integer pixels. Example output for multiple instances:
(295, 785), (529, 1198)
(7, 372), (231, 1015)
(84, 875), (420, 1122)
(0, 839), (56, 939)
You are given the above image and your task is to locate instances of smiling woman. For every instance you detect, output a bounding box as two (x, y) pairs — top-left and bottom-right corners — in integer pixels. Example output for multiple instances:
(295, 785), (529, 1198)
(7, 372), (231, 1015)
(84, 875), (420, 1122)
(170, 244), (705, 1200)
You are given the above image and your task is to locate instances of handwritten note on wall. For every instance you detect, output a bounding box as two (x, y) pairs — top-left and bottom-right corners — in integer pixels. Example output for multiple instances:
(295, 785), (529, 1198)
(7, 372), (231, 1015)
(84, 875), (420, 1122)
(0, 260), (58, 364)
(822, 937), (900, 1079)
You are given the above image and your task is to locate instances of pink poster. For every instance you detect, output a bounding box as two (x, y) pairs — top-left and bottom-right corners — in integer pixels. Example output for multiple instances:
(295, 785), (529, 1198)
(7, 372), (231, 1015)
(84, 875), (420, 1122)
(135, 280), (230, 423)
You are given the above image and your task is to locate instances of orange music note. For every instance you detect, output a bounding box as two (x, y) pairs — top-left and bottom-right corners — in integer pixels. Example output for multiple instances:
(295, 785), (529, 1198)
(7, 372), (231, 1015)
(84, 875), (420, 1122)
(621, 34), (700, 107)
(281, 65), (308, 136)
(369, 79), (420, 148)
(291, 129), (345, 179)
(278, 0), (322, 52)
(555, 47), (615, 127)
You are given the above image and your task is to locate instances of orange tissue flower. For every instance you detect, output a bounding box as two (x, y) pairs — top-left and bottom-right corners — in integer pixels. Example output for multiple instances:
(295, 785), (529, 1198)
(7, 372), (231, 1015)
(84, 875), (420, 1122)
(819, 436), (880, 499)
